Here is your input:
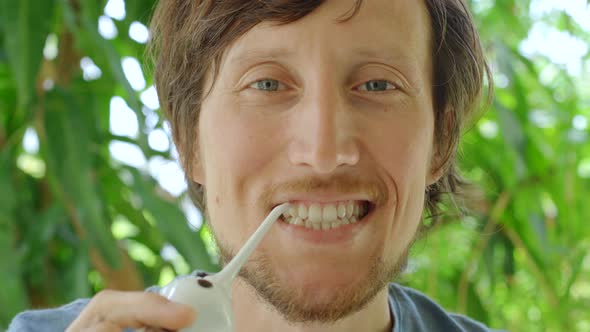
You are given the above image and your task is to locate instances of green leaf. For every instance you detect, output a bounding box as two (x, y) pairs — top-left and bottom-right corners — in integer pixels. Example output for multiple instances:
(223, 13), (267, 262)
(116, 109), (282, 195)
(465, 280), (490, 325)
(57, 244), (91, 302)
(495, 100), (528, 183)
(100, 165), (166, 250)
(43, 88), (121, 267)
(0, 0), (56, 110)
(130, 169), (217, 272)
(126, 0), (158, 25)
(76, 2), (141, 111)
(0, 150), (28, 326)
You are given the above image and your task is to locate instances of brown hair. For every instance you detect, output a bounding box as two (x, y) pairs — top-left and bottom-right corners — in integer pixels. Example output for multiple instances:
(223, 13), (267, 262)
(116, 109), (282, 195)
(148, 0), (492, 223)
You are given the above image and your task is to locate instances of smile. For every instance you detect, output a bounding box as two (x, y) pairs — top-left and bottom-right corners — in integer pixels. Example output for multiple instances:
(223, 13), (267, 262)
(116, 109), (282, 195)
(280, 201), (372, 230)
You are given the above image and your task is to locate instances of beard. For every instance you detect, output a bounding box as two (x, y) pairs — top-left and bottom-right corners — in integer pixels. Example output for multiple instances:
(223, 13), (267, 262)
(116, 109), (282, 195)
(217, 240), (410, 325)
(205, 173), (413, 324)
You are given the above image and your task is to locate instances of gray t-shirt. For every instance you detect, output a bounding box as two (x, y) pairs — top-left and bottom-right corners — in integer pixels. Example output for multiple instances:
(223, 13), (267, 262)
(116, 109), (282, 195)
(8, 280), (504, 331)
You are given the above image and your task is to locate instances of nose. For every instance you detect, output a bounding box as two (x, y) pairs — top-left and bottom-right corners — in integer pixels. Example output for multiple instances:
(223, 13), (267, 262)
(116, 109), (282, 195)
(288, 84), (360, 174)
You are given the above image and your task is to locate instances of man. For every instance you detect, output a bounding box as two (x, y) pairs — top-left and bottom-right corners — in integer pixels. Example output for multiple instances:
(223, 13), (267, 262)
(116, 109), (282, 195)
(10, 0), (502, 331)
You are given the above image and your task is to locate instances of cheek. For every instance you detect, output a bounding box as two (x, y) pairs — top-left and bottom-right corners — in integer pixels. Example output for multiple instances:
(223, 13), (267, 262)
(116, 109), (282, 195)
(371, 119), (434, 186)
(377, 134), (430, 227)
(199, 99), (283, 200)
(367, 114), (433, 246)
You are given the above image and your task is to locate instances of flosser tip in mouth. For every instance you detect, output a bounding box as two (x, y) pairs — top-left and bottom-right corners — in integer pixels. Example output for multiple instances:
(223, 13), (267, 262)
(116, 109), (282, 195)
(278, 200), (372, 230)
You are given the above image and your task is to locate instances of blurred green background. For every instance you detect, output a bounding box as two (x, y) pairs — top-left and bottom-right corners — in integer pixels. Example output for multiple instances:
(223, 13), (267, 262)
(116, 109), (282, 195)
(1, 0), (589, 331)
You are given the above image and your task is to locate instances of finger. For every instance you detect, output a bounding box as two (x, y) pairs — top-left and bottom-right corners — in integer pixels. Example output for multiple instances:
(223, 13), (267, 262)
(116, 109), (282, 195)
(95, 291), (196, 329)
(69, 290), (196, 331)
(81, 321), (120, 332)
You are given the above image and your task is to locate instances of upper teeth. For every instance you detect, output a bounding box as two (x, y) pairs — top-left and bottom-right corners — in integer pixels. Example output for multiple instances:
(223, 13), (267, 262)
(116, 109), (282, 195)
(281, 201), (368, 229)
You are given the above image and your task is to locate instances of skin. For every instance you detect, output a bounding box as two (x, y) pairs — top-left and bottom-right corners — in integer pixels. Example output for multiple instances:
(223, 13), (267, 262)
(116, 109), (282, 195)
(65, 290), (195, 331)
(66, 0), (441, 331)
(195, 0), (441, 331)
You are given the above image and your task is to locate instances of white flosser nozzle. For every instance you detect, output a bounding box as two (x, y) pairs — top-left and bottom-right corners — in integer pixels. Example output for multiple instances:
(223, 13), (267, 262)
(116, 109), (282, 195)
(156, 203), (291, 332)
(210, 203), (291, 286)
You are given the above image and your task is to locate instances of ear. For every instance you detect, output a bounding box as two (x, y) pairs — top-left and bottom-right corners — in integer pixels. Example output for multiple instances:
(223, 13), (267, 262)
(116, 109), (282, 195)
(190, 166), (204, 185)
(426, 147), (445, 186)
(426, 163), (445, 186)
(189, 155), (204, 185)
(182, 142), (204, 185)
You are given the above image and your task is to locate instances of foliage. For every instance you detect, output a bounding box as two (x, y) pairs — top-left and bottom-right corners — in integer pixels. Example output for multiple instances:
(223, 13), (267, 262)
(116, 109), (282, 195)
(0, 0), (588, 331)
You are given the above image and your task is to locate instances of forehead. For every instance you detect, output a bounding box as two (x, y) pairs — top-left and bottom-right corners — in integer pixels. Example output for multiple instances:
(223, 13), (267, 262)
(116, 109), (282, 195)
(221, 0), (432, 79)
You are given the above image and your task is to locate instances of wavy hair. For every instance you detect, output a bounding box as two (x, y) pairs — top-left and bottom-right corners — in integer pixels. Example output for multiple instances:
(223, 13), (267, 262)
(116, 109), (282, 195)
(148, 0), (492, 224)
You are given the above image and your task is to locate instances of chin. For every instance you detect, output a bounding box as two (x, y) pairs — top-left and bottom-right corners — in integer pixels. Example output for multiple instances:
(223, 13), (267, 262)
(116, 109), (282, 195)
(238, 251), (398, 324)
(242, 266), (378, 323)
(284, 263), (367, 289)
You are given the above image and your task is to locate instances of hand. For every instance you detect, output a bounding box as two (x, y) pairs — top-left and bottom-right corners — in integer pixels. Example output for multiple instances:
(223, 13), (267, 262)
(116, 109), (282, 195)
(66, 290), (196, 331)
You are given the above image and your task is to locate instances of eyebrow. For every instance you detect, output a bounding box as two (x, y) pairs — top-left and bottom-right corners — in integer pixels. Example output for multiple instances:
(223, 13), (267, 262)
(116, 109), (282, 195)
(349, 47), (418, 69)
(227, 46), (422, 89)
(227, 48), (294, 67)
(350, 47), (424, 87)
(229, 46), (417, 67)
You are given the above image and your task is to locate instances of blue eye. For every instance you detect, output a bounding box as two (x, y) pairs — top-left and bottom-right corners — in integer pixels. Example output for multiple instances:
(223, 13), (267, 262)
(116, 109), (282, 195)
(357, 80), (396, 92)
(251, 79), (281, 91)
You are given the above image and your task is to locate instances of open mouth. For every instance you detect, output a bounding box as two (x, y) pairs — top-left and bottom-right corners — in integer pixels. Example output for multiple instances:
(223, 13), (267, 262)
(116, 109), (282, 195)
(279, 200), (373, 230)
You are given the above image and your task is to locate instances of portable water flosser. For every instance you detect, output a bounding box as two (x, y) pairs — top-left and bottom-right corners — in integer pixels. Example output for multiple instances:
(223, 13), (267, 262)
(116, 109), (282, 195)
(157, 203), (291, 332)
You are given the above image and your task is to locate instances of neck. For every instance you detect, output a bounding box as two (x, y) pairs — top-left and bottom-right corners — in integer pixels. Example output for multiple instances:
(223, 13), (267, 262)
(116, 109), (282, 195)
(232, 278), (393, 332)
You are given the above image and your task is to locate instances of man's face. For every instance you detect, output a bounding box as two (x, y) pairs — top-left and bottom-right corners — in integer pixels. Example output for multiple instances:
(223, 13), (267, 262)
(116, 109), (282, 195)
(193, 0), (439, 323)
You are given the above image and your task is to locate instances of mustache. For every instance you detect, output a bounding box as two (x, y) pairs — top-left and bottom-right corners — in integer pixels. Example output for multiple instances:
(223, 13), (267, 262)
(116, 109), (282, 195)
(260, 173), (389, 207)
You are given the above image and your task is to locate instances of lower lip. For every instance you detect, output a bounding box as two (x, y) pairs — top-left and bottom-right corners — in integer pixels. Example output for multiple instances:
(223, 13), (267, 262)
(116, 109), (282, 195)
(276, 212), (371, 245)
